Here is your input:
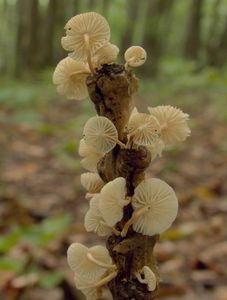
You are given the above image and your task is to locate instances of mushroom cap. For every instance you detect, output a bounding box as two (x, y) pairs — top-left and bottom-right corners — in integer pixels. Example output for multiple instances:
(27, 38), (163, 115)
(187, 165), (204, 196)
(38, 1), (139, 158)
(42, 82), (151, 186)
(148, 105), (190, 145)
(84, 195), (112, 237)
(81, 172), (104, 193)
(124, 46), (147, 67)
(61, 12), (110, 61)
(53, 57), (89, 100)
(128, 113), (161, 145)
(99, 177), (128, 227)
(81, 154), (103, 172)
(79, 138), (99, 157)
(74, 275), (99, 300)
(142, 266), (157, 291)
(92, 43), (119, 68)
(147, 139), (165, 160)
(67, 243), (112, 281)
(83, 116), (118, 153)
(132, 178), (178, 236)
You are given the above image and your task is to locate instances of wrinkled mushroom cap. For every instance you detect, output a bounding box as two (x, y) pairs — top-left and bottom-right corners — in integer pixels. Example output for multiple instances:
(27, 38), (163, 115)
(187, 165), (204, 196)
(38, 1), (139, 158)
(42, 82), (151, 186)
(124, 46), (147, 67)
(92, 43), (119, 69)
(61, 12), (110, 61)
(128, 113), (161, 145)
(84, 195), (112, 237)
(132, 178), (178, 236)
(148, 105), (190, 145)
(67, 243), (112, 281)
(99, 177), (129, 226)
(81, 172), (104, 193)
(147, 139), (165, 160)
(83, 116), (118, 153)
(53, 57), (89, 100)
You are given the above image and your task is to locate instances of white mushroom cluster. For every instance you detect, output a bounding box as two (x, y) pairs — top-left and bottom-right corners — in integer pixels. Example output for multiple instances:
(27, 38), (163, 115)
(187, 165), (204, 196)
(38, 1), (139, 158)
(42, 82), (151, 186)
(55, 11), (192, 298)
(53, 12), (120, 100)
(67, 243), (117, 300)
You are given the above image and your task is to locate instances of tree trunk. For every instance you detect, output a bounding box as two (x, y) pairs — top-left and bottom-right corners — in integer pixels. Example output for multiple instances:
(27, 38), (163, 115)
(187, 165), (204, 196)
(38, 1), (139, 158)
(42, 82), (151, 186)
(184, 0), (204, 60)
(120, 0), (140, 52)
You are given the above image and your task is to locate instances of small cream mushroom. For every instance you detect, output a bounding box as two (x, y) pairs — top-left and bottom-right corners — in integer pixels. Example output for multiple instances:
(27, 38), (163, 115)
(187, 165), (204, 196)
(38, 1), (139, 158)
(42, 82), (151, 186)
(74, 269), (117, 300)
(83, 116), (126, 153)
(81, 172), (104, 194)
(124, 46), (147, 67)
(84, 195), (118, 236)
(99, 177), (130, 227)
(53, 57), (90, 100)
(92, 43), (119, 69)
(148, 105), (191, 146)
(121, 178), (178, 237)
(67, 243), (115, 282)
(135, 266), (157, 292)
(146, 139), (165, 160)
(127, 113), (161, 146)
(61, 12), (110, 72)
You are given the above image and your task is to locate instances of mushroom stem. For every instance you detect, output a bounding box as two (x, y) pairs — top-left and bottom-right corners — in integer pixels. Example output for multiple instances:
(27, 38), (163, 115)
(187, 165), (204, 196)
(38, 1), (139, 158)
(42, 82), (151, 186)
(94, 271), (118, 288)
(121, 206), (150, 237)
(106, 135), (126, 149)
(85, 192), (99, 199)
(99, 220), (121, 236)
(70, 70), (91, 79)
(124, 56), (136, 69)
(87, 253), (116, 269)
(84, 34), (95, 74)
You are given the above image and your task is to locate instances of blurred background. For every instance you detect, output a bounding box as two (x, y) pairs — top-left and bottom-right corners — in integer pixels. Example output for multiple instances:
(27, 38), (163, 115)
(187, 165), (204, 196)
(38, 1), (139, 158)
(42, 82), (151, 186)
(0, 0), (227, 299)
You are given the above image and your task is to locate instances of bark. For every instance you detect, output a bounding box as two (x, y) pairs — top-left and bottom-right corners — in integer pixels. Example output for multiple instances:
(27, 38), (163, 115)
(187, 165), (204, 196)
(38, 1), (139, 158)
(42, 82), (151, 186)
(184, 0), (204, 60)
(86, 64), (159, 300)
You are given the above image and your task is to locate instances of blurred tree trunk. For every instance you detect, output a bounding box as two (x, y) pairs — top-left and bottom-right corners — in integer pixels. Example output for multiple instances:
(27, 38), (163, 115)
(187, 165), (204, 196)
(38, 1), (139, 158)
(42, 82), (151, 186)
(15, 0), (39, 76)
(101, 0), (111, 16)
(184, 0), (204, 60)
(120, 0), (140, 52)
(88, 0), (96, 10)
(142, 0), (175, 77)
(206, 0), (222, 66)
(215, 20), (227, 67)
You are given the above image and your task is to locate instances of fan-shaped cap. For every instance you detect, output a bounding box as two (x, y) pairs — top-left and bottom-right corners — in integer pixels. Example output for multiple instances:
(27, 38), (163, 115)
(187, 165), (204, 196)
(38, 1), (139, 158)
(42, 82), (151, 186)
(83, 116), (118, 153)
(128, 113), (161, 145)
(148, 105), (190, 145)
(67, 243), (112, 281)
(132, 178), (178, 236)
(142, 266), (157, 291)
(74, 275), (99, 300)
(80, 155), (103, 172)
(61, 12), (110, 61)
(99, 177), (129, 227)
(124, 46), (147, 67)
(79, 139), (98, 157)
(147, 139), (165, 160)
(85, 195), (112, 237)
(53, 57), (89, 100)
(92, 43), (119, 69)
(81, 172), (104, 193)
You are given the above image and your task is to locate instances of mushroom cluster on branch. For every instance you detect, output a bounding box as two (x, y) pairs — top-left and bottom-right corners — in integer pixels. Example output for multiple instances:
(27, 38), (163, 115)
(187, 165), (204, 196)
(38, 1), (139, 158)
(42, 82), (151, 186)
(53, 11), (191, 300)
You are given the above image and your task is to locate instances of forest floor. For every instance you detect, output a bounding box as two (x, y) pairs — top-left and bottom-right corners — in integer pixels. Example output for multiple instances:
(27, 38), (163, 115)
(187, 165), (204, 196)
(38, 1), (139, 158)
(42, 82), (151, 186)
(0, 75), (227, 300)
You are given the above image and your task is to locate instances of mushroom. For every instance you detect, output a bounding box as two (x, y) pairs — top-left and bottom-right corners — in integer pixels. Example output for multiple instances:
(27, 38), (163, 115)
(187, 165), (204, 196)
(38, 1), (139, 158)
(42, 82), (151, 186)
(127, 113), (161, 147)
(124, 46), (147, 68)
(67, 243), (116, 282)
(99, 177), (130, 227)
(78, 139), (104, 172)
(84, 195), (119, 236)
(121, 178), (178, 237)
(61, 12), (110, 73)
(83, 116), (126, 153)
(53, 57), (90, 100)
(148, 105), (191, 146)
(135, 266), (157, 292)
(81, 172), (105, 195)
(146, 139), (165, 160)
(91, 43), (119, 69)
